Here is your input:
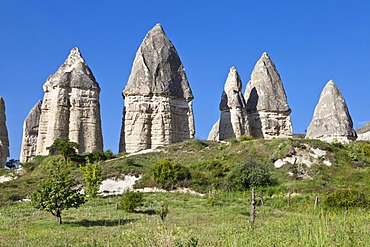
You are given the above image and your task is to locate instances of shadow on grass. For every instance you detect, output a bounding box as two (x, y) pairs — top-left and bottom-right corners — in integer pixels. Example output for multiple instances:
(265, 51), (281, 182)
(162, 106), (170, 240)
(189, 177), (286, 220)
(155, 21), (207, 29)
(136, 209), (157, 215)
(66, 218), (137, 227)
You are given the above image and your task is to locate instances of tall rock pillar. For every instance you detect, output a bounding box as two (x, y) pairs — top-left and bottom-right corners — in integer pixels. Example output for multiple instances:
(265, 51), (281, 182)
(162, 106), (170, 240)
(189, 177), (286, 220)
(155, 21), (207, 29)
(20, 101), (42, 162)
(0, 97), (10, 167)
(119, 24), (195, 153)
(244, 52), (292, 139)
(208, 67), (250, 141)
(306, 80), (357, 143)
(36, 48), (103, 155)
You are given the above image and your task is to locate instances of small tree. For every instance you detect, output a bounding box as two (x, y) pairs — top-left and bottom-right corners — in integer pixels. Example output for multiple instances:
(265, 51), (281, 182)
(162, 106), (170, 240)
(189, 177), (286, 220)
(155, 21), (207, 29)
(47, 138), (79, 161)
(31, 161), (86, 224)
(120, 190), (144, 212)
(80, 159), (103, 198)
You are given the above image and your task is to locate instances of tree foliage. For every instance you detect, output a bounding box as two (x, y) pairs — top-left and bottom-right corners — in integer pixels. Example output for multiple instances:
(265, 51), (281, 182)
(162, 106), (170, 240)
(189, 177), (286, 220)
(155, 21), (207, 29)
(325, 188), (368, 210)
(120, 190), (144, 212)
(226, 160), (276, 190)
(30, 161), (86, 224)
(80, 159), (103, 198)
(151, 160), (191, 189)
(47, 138), (79, 161)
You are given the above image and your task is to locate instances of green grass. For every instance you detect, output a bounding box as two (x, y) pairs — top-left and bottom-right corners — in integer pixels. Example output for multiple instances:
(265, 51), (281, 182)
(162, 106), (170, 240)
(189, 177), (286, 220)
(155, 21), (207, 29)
(2, 138), (370, 245)
(1, 192), (370, 246)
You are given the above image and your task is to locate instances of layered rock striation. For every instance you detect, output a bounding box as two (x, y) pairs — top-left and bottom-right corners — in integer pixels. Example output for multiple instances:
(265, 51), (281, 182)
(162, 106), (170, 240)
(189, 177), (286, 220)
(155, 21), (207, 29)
(0, 97), (10, 167)
(244, 52), (292, 138)
(36, 47), (103, 155)
(20, 101), (42, 162)
(119, 24), (195, 153)
(208, 67), (249, 141)
(306, 80), (357, 143)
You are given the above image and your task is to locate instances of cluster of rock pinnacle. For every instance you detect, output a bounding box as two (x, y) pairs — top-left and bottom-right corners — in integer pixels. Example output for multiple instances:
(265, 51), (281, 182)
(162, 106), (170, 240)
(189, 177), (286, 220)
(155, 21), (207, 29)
(0, 23), (364, 167)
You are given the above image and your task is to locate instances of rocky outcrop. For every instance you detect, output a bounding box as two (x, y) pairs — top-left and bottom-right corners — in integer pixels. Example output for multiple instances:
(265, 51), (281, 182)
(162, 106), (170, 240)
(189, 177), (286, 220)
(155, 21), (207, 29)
(119, 24), (195, 153)
(244, 52), (292, 139)
(20, 101), (42, 162)
(356, 122), (370, 141)
(0, 97), (10, 167)
(36, 47), (103, 155)
(306, 80), (357, 143)
(208, 67), (249, 140)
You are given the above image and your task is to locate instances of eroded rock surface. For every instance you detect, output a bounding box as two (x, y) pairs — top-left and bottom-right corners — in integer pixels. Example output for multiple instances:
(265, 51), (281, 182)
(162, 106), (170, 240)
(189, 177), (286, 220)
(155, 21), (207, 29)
(208, 67), (249, 140)
(36, 47), (103, 155)
(356, 122), (370, 141)
(20, 101), (42, 162)
(244, 52), (292, 138)
(0, 97), (9, 167)
(306, 80), (357, 143)
(120, 24), (194, 153)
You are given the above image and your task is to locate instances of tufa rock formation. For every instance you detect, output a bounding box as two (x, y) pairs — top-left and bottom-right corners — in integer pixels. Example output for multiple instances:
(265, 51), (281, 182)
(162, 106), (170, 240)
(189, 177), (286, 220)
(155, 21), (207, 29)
(306, 80), (357, 143)
(20, 101), (42, 163)
(208, 67), (249, 140)
(244, 52), (292, 139)
(119, 24), (195, 153)
(356, 122), (370, 141)
(0, 97), (10, 167)
(36, 47), (103, 155)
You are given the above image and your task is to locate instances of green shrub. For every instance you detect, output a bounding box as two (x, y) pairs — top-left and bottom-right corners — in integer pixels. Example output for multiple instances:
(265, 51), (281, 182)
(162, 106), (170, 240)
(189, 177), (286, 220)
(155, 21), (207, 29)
(237, 135), (254, 142)
(120, 190), (144, 212)
(158, 202), (169, 221)
(226, 160), (276, 190)
(80, 159), (103, 198)
(151, 160), (191, 189)
(325, 188), (368, 210)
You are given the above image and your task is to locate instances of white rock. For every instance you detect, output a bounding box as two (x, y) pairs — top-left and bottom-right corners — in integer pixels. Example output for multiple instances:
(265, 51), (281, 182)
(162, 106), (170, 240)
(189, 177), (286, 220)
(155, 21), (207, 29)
(208, 67), (250, 140)
(36, 48), (103, 155)
(119, 24), (194, 153)
(306, 80), (357, 143)
(244, 52), (292, 139)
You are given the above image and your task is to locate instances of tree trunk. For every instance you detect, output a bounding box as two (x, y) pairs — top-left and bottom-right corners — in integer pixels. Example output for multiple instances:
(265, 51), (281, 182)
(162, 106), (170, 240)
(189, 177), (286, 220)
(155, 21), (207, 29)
(57, 210), (62, 224)
(314, 196), (319, 209)
(249, 188), (256, 226)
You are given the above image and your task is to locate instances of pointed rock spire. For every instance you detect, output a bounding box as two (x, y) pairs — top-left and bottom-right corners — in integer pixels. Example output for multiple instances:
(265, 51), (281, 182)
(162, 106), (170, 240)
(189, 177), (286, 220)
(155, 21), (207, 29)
(306, 80), (357, 143)
(122, 23), (193, 100)
(244, 52), (292, 138)
(20, 101), (42, 162)
(0, 97), (10, 167)
(120, 24), (195, 153)
(208, 67), (249, 141)
(36, 47), (103, 155)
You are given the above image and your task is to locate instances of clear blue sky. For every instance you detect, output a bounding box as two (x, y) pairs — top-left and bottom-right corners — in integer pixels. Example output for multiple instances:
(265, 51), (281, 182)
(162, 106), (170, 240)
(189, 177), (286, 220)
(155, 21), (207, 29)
(1, 1), (370, 159)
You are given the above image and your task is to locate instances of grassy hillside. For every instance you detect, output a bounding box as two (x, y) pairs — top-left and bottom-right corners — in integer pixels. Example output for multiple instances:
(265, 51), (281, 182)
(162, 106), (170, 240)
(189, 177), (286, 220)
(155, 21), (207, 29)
(1, 137), (370, 246)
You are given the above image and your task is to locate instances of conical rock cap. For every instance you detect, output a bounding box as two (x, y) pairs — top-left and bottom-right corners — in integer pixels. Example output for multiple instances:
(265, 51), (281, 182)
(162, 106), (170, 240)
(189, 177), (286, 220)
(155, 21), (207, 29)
(306, 80), (357, 142)
(43, 47), (100, 92)
(245, 52), (290, 113)
(220, 66), (246, 110)
(123, 24), (193, 100)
